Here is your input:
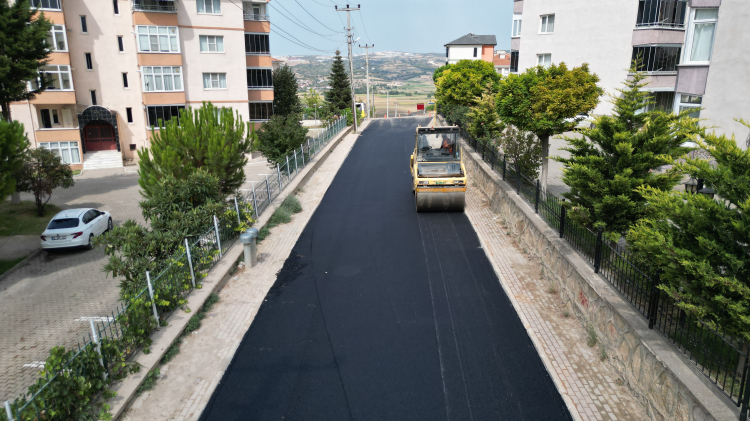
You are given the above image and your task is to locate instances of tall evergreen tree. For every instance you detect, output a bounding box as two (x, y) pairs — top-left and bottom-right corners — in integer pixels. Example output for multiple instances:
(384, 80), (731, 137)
(0, 0), (53, 121)
(325, 50), (352, 112)
(554, 68), (699, 238)
(138, 102), (252, 197)
(0, 119), (30, 199)
(273, 65), (302, 117)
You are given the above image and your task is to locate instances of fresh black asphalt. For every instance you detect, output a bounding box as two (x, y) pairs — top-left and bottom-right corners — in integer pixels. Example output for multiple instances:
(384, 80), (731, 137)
(200, 118), (572, 421)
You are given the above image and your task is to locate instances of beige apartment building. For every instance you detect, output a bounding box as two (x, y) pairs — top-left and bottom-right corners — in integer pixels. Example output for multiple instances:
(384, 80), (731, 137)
(11, 0), (274, 170)
(510, 0), (750, 144)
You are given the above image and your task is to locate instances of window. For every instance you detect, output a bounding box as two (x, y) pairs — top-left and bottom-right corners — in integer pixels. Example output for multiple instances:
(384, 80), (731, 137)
(245, 33), (270, 54)
(540, 14), (555, 33)
(85, 53), (93, 70)
(136, 26), (180, 53)
(142, 66), (183, 92)
(676, 93), (701, 118)
(644, 91), (675, 112)
(632, 45), (681, 72)
(90, 90), (97, 105)
(118, 36), (124, 52)
(30, 0), (60, 10)
(473, 47), (477, 58)
(31, 65), (73, 91)
(122, 73), (129, 88)
(203, 73), (227, 89)
(685, 8), (718, 63)
(510, 51), (519, 73)
(40, 142), (81, 164)
(512, 14), (522, 37)
(197, 0), (221, 14)
(243, 2), (266, 20)
(199, 35), (224, 53)
(80, 16), (88, 34)
(126, 107), (133, 123)
(39, 109), (60, 128)
(46, 25), (67, 51)
(636, 0), (687, 28)
(113, 0), (119, 14)
(133, 0), (177, 12)
(537, 54), (551, 68)
(147, 105), (185, 127)
(445, 47), (448, 58)
(249, 102), (273, 121)
(247, 68), (272, 88)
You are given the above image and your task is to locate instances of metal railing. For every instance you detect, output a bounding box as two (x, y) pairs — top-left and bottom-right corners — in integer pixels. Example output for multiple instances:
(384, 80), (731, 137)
(2, 116), (349, 421)
(636, 0), (688, 28)
(243, 13), (269, 21)
(631, 45), (682, 73)
(460, 128), (750, 414)
(133, 0), (177, 12)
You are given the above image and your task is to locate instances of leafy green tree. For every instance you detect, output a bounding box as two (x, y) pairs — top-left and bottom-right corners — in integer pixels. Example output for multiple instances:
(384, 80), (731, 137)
(304, 88), (322, 119)
(15, 148), (74, 216)
(432, 63), (452, 84)
(555, 70), (698, 237)
(627, 119), (750, 341)
(497, 126), (542, 180)
(496, 62), (603, 190)
(257, 114), (308, 164)
(434, 59), (500, 107)
(138, 102), (252, 198)
(467, 85), (503, 144)
(325, 50), (352, 112)
(439, 103), (471, 127)
(0, 119), (30, 199)
(0, 0), (53, 121)
(99, 171), (226, 297)
(273, 65), (302, 117)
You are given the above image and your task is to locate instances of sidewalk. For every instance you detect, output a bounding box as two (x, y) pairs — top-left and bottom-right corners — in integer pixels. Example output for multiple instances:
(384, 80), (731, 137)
(464, 187), (646, 421)
(121, 122), (367, 420)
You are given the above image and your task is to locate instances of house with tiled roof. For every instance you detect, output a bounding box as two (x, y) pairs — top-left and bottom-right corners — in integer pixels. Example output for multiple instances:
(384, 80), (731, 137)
(444, 33), (497, 65)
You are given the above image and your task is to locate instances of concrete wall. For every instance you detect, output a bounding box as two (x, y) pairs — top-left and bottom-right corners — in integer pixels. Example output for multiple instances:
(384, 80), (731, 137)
(446, 113), (740, 421)
(517, 0), (639, 115)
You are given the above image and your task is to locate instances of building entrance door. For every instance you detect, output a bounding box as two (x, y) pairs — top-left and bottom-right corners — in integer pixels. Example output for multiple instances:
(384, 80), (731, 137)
(83, 122), (117, 151)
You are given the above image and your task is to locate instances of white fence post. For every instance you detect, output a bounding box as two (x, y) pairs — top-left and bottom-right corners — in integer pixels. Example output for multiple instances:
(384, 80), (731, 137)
(252, 183), (258, 219)
(5, 400), (14, 421)
(293, 149), (298, 174)
(301, 145), (305, 167)
(265, 174), (272, 204)
(277, 163), (282, 190)
(233, 197), (241, 225)
(89, 320), (107, 379)
(213, 215), (223, 258)
(145, 271), (160, 326)
(185, 238), (196, 288)
(286, 155), (291, 179)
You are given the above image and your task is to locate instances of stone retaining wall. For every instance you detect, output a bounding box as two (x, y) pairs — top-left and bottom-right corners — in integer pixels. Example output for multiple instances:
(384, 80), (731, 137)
(457, 132), (738, 421)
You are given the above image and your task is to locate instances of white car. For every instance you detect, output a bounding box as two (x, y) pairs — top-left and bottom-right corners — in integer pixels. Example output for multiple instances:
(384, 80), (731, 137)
(41, 208), (113, 250)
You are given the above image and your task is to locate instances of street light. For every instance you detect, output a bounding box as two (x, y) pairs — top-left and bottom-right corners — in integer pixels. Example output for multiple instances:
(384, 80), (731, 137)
(698, 186), (715, 199)
(684, 177), (698, 194)
(684, 177), (716, 199)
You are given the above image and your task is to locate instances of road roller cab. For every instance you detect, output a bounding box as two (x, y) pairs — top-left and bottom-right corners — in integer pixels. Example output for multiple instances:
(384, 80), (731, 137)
(410, 126), (466, 212)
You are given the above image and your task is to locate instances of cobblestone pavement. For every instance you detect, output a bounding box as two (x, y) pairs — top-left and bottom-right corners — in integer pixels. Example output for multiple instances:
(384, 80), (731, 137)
(465, 188), (647, 421)
(0, 156), (300, 402)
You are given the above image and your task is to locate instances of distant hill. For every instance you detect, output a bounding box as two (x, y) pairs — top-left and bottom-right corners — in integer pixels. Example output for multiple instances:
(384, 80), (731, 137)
(278, 52), (444, 93)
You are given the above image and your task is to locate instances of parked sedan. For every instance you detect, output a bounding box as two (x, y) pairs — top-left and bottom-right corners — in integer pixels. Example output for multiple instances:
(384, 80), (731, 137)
(40, 208), (113, 250)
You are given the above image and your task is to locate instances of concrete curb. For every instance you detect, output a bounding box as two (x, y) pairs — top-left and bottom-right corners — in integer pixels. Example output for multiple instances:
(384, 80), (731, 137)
(0, 248), (43, 284)
(107, 123), (357, 420)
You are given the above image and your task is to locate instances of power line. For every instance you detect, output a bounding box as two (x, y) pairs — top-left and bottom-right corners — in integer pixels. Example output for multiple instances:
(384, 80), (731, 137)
(358, 10), (372, 44)
(269, 4), (342, 40)
(291, 0), (342, 33)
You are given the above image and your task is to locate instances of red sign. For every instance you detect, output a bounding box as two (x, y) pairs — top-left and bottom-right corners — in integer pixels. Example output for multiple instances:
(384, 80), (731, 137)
(417, 103), (425, 111)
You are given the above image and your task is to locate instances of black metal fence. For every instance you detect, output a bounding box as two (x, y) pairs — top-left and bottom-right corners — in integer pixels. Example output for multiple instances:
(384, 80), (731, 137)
(461, 130), (750, 413)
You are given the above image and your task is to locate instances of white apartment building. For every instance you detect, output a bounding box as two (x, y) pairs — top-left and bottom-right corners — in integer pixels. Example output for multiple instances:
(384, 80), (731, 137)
(510, 0), (750, 144)
(11, 0), (274, 170)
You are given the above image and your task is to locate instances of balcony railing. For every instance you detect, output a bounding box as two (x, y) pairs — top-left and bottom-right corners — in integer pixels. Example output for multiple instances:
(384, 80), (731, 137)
(632, 45), (681, 73)
(133, 0), (177, 13)
(244, 13), (270, 21)
(636, 0), (687, 29)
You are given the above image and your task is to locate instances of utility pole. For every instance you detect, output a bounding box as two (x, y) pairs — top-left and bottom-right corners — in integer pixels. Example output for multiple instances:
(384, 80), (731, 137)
(336, 4), (360, 133)
(358, 43), (374, 119)
(386, 91), (389, 118)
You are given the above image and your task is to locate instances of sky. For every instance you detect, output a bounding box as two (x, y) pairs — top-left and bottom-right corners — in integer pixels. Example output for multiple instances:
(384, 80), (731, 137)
(266, 0), (514, 57)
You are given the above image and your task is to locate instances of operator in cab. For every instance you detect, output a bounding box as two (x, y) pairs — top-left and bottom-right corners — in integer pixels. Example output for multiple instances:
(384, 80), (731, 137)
(441, 135), (455, 155)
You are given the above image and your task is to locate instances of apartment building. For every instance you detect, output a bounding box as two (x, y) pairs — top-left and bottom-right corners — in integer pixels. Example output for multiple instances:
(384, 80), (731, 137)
(444, 33), (497, 65)
(494, 50), (511, 76)
(11, 0), (274, 170)
(510, 0), (750, 143)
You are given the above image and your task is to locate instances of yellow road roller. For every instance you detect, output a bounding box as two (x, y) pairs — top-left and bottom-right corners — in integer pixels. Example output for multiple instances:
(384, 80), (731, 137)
(410, 125), (466, 212)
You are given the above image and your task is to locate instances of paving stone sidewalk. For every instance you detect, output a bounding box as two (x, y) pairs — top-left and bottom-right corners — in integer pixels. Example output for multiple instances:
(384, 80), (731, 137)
(121, 123), (366, 420)
(464, 188), (647, 421)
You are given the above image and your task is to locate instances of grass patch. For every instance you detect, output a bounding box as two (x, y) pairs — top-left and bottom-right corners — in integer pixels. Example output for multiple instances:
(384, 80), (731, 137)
(257, 195), (303, 243)
(136, 368), (160, 395)
(0, 201), (62, 236)
(160, 293), (220, 364)
(547, 284), (557, 294)
(0, 256), (26, 276)
(587, 324), (598, 347)
(599, 345), (608, 361)
(280, 195), (302, 214)
(562, 310), (570, 318)
(72, 170), (82, 176)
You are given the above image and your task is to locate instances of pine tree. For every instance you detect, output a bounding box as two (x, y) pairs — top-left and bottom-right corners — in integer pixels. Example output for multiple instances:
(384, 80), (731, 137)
(325, 50), (352, 112)
(628, 119), (750, 341)
(467, 84), (503, 144)
(0, 119), (30, 199)
(0, 0), (53, 121)
(257, 114), (308, 164)
(138, 102), (252, 197)
(273, 65), (302, 117)
(555, 68), (700, 238)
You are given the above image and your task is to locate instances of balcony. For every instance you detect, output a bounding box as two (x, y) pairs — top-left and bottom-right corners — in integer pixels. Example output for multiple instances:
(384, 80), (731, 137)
(133, 0), (177, 13)
(631, 45), (681, 74)
(244, 13), (269, 21)
(636, 0), (687, 29)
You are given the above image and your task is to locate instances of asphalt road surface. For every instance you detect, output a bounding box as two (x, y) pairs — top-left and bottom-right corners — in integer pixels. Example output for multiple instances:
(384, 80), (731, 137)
(200, 118), (572, 421)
